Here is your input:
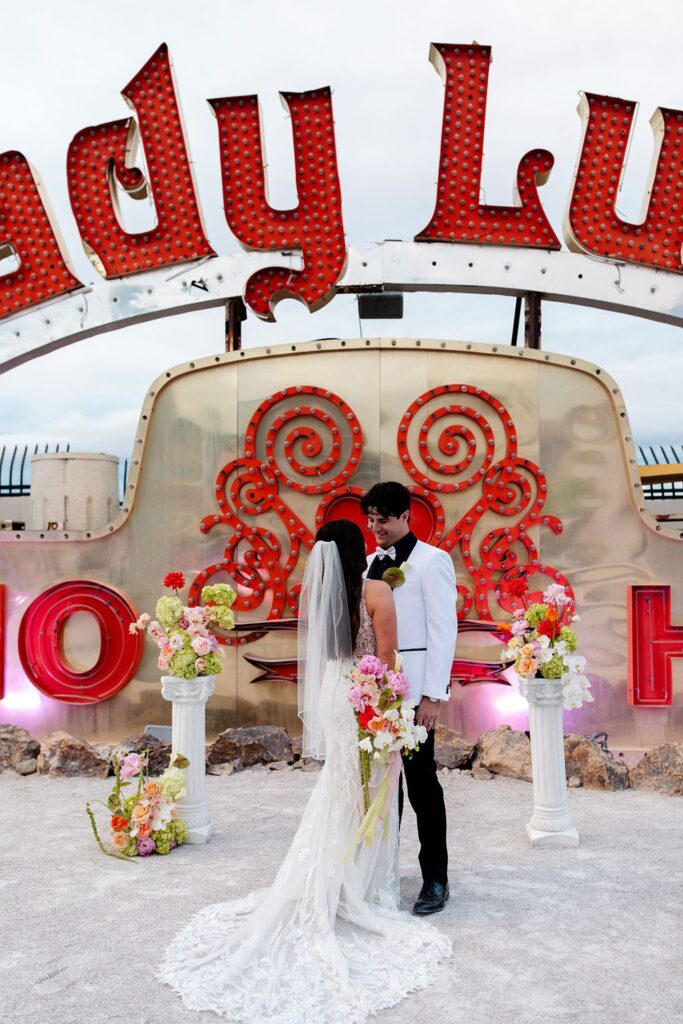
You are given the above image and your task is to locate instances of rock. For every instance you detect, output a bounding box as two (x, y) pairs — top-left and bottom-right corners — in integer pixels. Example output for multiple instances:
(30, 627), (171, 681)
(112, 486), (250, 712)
(301, 760), (322, 773)
(563, 735), (629, 791)
(38, 731), (109, 778)
(290, 734), (303, 760)
(0, 724), (40, 772)
(267, 760), (291, 771)
(629, 743), (683, 796)
(472, 725), (532, 782)
(15, 757), (38, 776)
(434, 726), (474, 770)
(207, 762), (235, 777)
(207, 726), (293, 768)
(471, 765), (494, 781)
(119, 732), (172, 775)
(567, 775), (583, 788)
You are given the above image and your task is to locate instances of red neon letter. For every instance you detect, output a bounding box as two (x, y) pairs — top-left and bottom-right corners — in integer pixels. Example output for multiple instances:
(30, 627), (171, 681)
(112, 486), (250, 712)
(0, 152), (82, 319)
(0, 584), (5, 699)
(18, 581), (143, 704)
(627, 585), (683, 706)
(67, 43), (215, 277)
(567, 94), (683, 272)
(210, 88), (346, 320)
(416, 43), (560, 249)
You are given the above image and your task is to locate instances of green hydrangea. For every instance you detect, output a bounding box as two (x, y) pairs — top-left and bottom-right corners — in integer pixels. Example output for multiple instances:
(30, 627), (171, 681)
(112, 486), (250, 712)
(123, 795), (137, 817)
(156, 596), (184, 630)
(122, 839), (138, 857)
(159, 766), (186, 799)
(152, 829), (173, 855)
(213, 606), (234, 630)
(525, 603), (550, 627)
(169, 649), (198, 679)
(168, 817), (189, 843)
(540, 653), (567, 679)
(202, 583), (236, 607)
(559, 626), (578, 651)
(201, 652), (223, 675)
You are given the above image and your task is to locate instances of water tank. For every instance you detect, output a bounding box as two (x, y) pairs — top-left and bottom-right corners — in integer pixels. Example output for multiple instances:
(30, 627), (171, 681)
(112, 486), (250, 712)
(29, 453), (119, 532)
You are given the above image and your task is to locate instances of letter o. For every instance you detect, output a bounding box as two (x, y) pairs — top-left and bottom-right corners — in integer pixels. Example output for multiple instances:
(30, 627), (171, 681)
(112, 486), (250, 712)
(18, 580), (143, 703)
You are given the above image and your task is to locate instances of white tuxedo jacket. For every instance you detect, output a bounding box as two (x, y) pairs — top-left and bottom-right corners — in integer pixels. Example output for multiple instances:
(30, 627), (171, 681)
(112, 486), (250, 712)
(366, 540), (457, 704)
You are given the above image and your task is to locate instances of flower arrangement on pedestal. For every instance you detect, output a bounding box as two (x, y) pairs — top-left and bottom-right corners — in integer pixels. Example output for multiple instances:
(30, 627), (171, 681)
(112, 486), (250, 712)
(496, 574), (593, 710)
(129, 572), (236, 679)
(86, 751), (191, 861)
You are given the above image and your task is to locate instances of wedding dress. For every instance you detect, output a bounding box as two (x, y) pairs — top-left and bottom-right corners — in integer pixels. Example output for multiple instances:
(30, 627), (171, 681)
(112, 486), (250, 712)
(159, 573), (452, 1023)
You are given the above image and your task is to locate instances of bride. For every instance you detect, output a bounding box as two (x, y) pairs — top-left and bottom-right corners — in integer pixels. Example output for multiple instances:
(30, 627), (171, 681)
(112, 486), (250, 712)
(159, 519), (452, 1023)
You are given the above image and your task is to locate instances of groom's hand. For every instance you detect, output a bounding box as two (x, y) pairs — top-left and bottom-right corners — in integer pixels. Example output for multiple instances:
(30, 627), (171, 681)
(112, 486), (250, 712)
(416, 697), (440, 732)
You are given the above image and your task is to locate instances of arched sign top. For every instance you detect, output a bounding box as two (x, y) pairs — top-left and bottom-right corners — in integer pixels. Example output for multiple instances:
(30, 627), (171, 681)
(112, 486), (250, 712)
(1, 39), (683, 369)
(1, 243), (682, 376)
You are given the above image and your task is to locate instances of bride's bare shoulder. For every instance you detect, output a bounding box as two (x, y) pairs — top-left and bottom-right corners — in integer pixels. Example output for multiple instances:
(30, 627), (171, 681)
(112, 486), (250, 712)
(363, 578), (392, 610)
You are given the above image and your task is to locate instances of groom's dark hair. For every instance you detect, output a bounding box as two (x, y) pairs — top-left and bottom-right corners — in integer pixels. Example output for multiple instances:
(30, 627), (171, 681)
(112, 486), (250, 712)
(360, 481), (411, 519)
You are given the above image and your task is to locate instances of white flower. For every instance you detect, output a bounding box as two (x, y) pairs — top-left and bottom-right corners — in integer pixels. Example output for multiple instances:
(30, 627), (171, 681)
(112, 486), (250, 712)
(373, 730), (395, 750)
(536, 634), (550, 649)
(169, 633), (185, 651)
(149, 796), (174, 830)
(358, 737), (373, 753)
(565, 654), (587, 674)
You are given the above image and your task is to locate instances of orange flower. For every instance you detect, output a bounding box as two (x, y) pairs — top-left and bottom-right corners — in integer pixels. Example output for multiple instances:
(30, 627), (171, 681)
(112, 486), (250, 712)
(547, 608), (559, 623)
(111, 815), (128, 831)
(111, 832), (128, 850)
(136, 822), (152, 840)
(131, 799), (150, 821)
(143, 781), (161, 798)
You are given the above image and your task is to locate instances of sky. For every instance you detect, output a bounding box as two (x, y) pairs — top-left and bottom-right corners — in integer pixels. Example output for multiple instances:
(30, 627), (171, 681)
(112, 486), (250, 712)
(0, 0), (681, 478)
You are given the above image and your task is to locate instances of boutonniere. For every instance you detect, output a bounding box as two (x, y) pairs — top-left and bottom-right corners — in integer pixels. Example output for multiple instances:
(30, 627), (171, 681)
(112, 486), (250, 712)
(382, 561), (410, 590)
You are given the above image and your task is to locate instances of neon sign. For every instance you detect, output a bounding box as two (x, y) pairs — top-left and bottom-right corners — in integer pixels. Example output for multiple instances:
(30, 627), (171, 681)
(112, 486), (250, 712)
(2, 42), (683, 326)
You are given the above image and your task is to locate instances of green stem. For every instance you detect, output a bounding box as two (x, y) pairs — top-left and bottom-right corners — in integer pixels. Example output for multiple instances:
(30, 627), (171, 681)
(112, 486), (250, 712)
(85, 803), (137, 864)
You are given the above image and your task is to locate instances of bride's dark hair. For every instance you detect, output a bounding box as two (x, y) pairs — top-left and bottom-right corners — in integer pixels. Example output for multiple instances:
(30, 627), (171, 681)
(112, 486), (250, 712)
(315, 519), (367, 648)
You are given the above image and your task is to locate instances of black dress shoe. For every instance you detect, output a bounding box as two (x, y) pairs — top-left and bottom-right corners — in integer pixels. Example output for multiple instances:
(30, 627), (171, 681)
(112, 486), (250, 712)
(413, 880), (449, 915)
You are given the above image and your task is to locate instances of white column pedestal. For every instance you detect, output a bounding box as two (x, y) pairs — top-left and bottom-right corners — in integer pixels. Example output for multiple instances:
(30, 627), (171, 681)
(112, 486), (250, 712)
(518, 677), (579, 848)
(161, 674), (215, 845)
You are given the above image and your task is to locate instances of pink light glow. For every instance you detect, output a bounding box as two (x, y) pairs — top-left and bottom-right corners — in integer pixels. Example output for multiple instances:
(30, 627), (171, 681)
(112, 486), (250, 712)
(0, 680), (42, 711)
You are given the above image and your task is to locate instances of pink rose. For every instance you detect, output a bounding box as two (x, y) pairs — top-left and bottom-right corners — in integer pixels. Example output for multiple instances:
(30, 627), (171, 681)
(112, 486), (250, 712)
(169, 633), (185, 651)
(191, 635), (212, 656)
(389, 672), (410, 697)
(120, 752), (142, 779)
(158, 651), (172, 671)
(347, 684), (369, 712)
(511, 619), (528, 636)
(195, 657), (207, 673)
(137, 837), (156, 856)
(357, 655), (385, 678)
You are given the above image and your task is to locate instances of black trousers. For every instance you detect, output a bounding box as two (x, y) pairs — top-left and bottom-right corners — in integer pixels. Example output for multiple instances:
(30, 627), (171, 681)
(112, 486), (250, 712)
(398, 728), (448, 885)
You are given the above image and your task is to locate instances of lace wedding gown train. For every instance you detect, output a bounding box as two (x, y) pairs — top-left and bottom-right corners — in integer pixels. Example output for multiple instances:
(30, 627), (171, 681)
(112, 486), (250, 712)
(158, 595), (452, 1024)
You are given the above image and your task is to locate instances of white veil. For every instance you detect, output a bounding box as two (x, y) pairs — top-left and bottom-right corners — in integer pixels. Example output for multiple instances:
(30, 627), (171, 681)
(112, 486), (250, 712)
(297, 540), (353, 760)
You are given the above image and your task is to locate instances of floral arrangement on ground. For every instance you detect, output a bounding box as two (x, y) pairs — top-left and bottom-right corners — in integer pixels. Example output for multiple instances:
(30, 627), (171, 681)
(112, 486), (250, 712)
(86, 750), (191, 861)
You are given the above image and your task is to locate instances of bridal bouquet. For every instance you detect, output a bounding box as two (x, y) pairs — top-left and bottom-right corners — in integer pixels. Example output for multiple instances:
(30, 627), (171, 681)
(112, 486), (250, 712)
(346, 655), (427, 849)
(86, 750), (190, 862)
(129, 571), (236, 679)
(496, 574), (593, 710)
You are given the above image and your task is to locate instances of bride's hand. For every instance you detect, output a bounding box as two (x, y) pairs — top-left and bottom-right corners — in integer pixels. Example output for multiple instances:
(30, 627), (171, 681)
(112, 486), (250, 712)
(416, 697), (440, 732)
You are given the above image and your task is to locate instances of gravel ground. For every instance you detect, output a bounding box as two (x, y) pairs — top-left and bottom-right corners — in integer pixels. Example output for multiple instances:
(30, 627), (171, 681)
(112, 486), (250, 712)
(1, 767), (682, 1024)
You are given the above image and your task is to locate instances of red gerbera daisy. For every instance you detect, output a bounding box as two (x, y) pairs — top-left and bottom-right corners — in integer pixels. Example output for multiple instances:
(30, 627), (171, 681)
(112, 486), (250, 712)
(163, 571), (186, 591)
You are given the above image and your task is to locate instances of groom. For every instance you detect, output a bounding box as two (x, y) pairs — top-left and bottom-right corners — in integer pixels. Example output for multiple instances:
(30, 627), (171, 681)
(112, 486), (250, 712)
(361, 481), (457, 915)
